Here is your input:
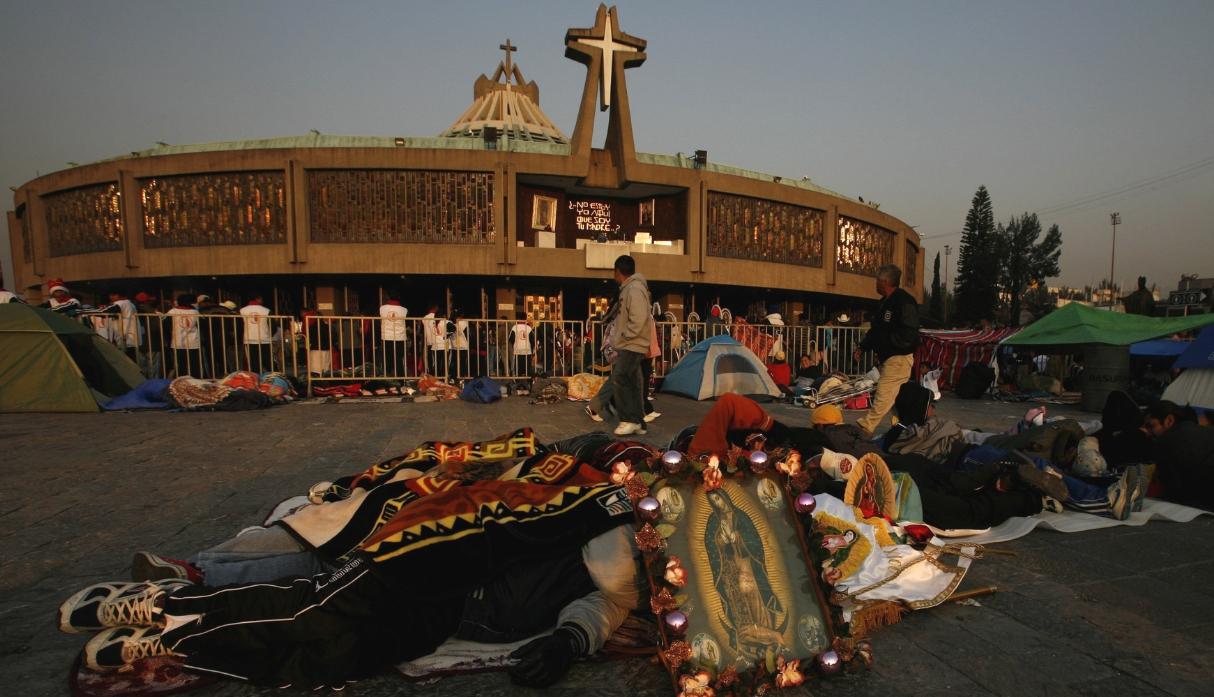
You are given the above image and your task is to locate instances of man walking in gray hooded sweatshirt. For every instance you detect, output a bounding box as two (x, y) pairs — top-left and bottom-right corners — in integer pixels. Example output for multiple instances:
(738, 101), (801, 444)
(609, 255), (653, 435)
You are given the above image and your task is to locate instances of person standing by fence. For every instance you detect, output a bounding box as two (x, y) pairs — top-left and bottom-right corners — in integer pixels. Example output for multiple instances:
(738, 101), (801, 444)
(98, 291), (141, 361)
(451, 309), (470, 379)
(379, 295), (408, 376)
(510, 314), (533, 377)
(167, 294), (203, 378)
(241, 294), (274, 373)
(608, 255), (653, 436)
(853, 264), (920, 435)
(423, 306), (450, 379)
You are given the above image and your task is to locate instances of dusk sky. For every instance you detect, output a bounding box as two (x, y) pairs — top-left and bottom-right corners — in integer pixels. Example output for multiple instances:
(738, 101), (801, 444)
(2, 0), (1211, 294)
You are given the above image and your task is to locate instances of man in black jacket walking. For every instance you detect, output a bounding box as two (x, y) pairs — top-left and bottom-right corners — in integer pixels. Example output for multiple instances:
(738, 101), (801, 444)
(854, 264), (920, 434)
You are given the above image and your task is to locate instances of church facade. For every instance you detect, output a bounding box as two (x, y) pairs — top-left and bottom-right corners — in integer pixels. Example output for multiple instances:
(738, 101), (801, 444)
(6, 5), (921, 323)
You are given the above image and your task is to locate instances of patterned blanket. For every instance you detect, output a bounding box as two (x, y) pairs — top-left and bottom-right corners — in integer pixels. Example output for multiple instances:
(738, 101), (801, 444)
(279, 429), (632, 577)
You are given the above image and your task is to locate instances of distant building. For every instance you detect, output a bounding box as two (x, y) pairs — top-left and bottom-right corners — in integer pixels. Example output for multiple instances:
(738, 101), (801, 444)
(1166, 275), (1213, 316)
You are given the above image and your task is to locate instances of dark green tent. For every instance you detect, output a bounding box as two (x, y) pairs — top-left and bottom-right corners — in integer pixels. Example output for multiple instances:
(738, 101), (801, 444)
(0, 304), (145, 412)
(1002, 303), (1214, 347)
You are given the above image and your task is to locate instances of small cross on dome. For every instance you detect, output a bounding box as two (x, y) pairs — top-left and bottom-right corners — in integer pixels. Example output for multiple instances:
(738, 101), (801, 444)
(499, 39), (517, 76)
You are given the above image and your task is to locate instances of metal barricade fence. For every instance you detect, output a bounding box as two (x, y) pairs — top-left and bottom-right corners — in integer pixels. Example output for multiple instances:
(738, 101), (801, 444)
(586, 320), (813, 378)
(92, 312), (303, 381)
(93, 311), (875, 393)
(813, 325), (874, 376)
(302, 317), (586, 394)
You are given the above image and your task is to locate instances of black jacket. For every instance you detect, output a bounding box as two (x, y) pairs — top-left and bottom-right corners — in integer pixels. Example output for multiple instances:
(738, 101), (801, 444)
(860, 287), (919, 361)
(1155, 422), (1214, 510)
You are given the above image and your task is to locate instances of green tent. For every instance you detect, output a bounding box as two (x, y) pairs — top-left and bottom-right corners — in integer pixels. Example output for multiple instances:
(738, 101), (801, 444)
(0, 304), (145, 412)
(1002, 303), (1214, 347)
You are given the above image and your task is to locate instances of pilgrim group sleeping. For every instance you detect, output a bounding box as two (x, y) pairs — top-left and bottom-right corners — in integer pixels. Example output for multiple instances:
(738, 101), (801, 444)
(58, 388), (1210, 689)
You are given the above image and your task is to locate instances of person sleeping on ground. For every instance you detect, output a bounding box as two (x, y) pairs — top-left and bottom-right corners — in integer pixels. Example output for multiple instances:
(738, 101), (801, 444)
(59, 432), (643, 689)
(680, 393), (1050, 530)
(57, 394), (1173, 687)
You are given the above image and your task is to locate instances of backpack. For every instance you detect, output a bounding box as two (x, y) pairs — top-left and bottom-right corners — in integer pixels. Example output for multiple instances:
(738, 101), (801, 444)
(460, 376), (502, 404)
(600, 321), (619, 365)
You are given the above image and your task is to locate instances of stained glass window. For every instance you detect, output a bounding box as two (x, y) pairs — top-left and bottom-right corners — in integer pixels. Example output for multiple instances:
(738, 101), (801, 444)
(308, 170), (495, 244)
(44, 183), (123, 257)
(706, 192), (824, 267)
(141, 172), (286, 248)
(836, 216), (895, 277)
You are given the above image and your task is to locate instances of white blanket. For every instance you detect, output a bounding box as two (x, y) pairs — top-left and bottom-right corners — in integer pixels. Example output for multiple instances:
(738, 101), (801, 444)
(928, 498), (1210, 545)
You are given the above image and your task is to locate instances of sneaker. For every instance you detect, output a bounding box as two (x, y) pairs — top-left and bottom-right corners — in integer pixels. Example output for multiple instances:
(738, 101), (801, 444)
(1108, 466), (1137, 521)
(1130, 463), (1151, 512)
(585, 405), (603, 423)
(84, 625), (176, 671)
(613, 422), (647, 436)
(643, 411), (661, 423)
(131, 552), (203, 584)
(58, 580), (188, 634)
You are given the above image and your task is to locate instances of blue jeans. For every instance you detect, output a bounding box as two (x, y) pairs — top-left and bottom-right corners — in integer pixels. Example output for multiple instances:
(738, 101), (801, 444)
(963, 445), (1113, 516)
(192, 525), (332, 586)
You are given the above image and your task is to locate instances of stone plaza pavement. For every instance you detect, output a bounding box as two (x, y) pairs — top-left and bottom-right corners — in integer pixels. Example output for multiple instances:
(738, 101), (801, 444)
(2, 393), (1213, 696)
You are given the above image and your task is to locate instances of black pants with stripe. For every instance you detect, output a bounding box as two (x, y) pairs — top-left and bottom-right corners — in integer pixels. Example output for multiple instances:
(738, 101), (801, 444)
(162, 557), (463, 687)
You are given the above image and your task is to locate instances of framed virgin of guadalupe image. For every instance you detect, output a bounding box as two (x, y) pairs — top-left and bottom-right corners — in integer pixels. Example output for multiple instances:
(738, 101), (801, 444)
(531, 194), (557, 231)
(639, 198), (655, 227)
(652, 473), (835, 677)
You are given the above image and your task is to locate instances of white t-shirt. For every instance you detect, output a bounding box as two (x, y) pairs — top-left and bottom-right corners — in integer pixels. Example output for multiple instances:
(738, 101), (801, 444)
(452, 319), (469, 350)
(511, 322), (533, 355)
(108, 298), (140, 348)
(241, 304), (272, 344)
(379, 304), (408, 342)
(0, 290), (18, 303)
(424, 312), (449, 351)
(166, 307), (200, 349)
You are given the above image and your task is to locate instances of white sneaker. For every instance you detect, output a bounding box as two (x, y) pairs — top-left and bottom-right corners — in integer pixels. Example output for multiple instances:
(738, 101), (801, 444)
(59, 580), (188, 634)
(643, 411), (661, 423)
(85, 625), (176, 671)
(1108, 466), (1137, 521)
(614, 422), (647, 436)
(585, 405), (603, 422)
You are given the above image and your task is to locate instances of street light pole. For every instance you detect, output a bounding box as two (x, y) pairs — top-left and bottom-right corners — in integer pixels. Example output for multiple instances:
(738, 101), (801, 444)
(943, 244), (952, 322)
(1109, 212), (1120, 307)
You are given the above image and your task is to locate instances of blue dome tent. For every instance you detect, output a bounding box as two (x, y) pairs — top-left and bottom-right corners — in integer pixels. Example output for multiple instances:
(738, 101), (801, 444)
(659, 335), (781, 401)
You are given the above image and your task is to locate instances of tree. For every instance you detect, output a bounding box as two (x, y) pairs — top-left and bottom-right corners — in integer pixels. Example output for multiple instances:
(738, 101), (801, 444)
(1023, 281), (1055, 322)
(996, 213), (1062, 325)
(953, 186), (1001, 324)
(929, 252), (943, 321)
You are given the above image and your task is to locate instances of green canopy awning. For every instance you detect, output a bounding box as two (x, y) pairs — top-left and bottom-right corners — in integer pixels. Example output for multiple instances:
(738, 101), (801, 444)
(1002, 303), (1214, 347)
